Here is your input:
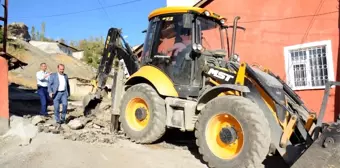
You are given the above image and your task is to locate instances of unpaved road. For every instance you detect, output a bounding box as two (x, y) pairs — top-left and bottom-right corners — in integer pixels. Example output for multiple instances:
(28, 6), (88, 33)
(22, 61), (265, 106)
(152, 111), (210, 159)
(0, 133), (206, 168)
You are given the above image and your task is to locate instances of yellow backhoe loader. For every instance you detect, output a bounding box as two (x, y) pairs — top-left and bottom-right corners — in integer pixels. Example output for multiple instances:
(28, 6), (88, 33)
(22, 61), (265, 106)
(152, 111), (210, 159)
(83, 6), (340, 168)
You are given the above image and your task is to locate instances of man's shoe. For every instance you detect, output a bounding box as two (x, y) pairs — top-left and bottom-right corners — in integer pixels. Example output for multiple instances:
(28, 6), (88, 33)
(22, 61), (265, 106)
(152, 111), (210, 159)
(55, 123), (61, 130)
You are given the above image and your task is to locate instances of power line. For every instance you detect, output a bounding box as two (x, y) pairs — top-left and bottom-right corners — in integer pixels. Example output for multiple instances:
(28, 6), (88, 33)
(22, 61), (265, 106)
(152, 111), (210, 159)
(283, 0), (328, 85)
(239, 10), (337, 24)
(97, 0), (115, 25)
(300, 0), (326, 44)
(9, 0), (142, 19)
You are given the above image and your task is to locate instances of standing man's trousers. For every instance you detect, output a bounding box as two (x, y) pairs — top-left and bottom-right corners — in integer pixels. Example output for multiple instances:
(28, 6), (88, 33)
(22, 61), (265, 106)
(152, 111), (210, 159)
(53, 91), (68, 123)
(37, 85), (49, 116)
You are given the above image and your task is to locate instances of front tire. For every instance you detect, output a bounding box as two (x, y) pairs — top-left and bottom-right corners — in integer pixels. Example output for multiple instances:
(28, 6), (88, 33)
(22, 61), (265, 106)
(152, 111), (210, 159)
(195, 95), (271, 168)
(119, 83), (166, 144)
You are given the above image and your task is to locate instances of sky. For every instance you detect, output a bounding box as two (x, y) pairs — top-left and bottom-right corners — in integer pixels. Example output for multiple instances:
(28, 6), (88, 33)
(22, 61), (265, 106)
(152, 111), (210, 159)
(7, 0), (166, 47)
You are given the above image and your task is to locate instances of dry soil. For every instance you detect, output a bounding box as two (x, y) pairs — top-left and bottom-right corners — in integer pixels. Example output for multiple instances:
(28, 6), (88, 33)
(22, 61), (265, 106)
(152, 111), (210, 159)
(0, 133), (207, 168)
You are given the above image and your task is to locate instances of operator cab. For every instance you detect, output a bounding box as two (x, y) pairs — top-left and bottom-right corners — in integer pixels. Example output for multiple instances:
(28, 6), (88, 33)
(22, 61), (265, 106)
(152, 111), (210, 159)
(140, 7), (228, 98)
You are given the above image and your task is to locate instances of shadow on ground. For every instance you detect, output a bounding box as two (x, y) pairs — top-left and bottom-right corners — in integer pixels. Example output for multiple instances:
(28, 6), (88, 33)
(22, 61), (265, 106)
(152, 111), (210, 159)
(160, 129), (204, 163)
(156, 129), (289, 168)
(9, 83), (41, 116)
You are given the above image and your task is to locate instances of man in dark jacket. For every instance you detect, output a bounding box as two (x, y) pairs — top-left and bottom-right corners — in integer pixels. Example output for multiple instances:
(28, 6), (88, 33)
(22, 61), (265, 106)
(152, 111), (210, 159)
(48, 64), (70, 125)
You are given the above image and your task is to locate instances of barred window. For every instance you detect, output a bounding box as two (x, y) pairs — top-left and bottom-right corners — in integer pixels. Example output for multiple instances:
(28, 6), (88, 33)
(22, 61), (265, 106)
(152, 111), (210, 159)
(284, 40), (334, 90)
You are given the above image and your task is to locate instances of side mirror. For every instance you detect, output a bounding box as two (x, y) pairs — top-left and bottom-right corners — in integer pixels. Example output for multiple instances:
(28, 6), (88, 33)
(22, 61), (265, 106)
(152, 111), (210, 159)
(183, 13), (193, 29)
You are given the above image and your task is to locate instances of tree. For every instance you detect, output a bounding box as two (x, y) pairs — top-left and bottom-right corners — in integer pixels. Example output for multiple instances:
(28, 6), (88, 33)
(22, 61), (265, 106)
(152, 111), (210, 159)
(30, 26), (36, 40)
(69, 40), (77, 47)
(74, 38), (104, 68)
(59, 38), (66, 43)
(0, 27), (3, 43)
(40, 22), (45, 41)
(36, 31), (40, 41)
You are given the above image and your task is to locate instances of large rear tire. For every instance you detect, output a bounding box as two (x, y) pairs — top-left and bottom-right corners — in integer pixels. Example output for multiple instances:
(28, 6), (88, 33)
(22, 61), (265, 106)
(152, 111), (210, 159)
(119, 83), (166, 144)
(195, 95), (271, 168)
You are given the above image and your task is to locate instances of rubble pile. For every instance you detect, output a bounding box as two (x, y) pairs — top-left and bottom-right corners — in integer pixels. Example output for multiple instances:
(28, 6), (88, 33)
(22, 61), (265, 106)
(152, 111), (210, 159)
(3, 115), (38, 146)
(24, 102), (126, 145)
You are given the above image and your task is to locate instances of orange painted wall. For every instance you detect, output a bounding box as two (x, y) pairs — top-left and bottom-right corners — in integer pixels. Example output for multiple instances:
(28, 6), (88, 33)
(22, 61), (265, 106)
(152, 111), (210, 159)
(202, 0), (339, 122)
(0, 57), (9, 120)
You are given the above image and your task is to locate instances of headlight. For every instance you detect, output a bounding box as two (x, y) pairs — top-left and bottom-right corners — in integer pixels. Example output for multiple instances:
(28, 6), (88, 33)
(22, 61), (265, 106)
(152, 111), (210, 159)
(193, 43), (203, 51)
(220, 19), (225, 24)
(192, 44), (198, 50)
(204, 10), (210, 16)
(197, 44), (203, 51)
(233, 54), (240, 62)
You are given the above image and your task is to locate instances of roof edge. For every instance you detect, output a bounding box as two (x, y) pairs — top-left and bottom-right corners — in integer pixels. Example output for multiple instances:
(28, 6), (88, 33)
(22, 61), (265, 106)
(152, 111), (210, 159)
(57, 42), (81, 52)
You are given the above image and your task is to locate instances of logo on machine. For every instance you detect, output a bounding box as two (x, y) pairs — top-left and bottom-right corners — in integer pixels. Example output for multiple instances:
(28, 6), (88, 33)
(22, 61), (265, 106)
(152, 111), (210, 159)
(207, 68), (235, 82)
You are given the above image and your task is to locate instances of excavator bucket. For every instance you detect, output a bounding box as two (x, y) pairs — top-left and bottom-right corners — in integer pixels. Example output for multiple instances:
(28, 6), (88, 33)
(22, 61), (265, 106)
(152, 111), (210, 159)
(292, 81), (340, 168)
(291, 122), (340, 168)
(82, 93), (94, 109)
(82, 93), (96, 115)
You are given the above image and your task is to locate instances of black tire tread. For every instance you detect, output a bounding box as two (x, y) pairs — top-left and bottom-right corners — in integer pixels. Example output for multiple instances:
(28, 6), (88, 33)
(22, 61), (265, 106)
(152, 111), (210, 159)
(119, 83), (166, 144)
(195, 95), (271, 168)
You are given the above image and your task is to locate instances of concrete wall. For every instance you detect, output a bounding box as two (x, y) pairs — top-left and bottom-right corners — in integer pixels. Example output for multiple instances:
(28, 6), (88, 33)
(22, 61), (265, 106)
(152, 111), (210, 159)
(68, 78), (93, 99)
(200, 0), (339, 122)
(72, 51), (84, 60)
(0, 57), (9, 135)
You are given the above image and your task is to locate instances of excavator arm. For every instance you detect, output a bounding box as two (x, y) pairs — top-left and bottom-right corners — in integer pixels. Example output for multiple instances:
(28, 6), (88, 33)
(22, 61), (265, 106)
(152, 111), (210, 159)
(83, 28), (140, 116)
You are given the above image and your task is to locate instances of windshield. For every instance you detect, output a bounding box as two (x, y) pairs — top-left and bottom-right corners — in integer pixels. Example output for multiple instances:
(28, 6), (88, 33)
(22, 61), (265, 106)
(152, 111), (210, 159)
(197, 16), (223, 51)
(155, 15), (192, 57)
(150, 14), (193, 85)
(140, 20), (157, 64)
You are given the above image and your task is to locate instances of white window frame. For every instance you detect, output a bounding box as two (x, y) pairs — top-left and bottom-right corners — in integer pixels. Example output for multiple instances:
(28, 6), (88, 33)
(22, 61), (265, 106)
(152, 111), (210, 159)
(284, 40), (335, 91)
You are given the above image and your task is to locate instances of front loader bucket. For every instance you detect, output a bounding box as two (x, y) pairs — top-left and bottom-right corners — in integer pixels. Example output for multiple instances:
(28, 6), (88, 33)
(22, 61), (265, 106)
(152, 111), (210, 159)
(82, 93), (101, 116)
(82, 93), (95, 108)
(291, 123), (340, 168)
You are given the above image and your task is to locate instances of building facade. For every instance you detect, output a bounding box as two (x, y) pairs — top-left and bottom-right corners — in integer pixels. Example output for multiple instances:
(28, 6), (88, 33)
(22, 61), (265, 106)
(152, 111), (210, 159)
(166, 0), (339, 122)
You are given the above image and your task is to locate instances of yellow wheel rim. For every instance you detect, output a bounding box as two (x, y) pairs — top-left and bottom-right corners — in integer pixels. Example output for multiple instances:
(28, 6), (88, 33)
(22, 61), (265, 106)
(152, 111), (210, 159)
(125, 97), (150, 131)
(205, 113), (244, 160)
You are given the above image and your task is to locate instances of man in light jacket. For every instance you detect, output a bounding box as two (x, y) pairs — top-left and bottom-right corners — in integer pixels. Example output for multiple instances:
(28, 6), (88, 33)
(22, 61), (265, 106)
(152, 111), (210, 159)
(48, 64), (70, 125)
(36, 63), (51, 116)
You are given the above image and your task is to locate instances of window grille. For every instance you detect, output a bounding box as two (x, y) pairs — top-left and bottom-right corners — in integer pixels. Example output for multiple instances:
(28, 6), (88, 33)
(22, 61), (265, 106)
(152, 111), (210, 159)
(284, 40), (334, 90)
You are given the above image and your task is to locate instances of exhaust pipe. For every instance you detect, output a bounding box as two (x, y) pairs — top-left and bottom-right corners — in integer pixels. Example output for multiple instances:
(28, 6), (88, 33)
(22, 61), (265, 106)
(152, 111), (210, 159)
(230, 16), (240, 59)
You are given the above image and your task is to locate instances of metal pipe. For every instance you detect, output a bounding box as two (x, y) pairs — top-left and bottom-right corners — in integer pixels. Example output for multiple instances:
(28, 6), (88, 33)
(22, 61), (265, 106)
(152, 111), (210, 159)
(225, 26), (230, 58)
(2, 0), (8, 55)
(230, 16), (240, 59)
(219, 26), (225, 50)
(317, 81), (340, 126)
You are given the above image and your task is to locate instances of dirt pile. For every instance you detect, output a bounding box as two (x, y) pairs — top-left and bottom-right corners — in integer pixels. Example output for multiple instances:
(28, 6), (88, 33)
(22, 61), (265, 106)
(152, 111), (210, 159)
(20, 100), (125, 145)
(8, 39), (95, 89)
